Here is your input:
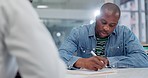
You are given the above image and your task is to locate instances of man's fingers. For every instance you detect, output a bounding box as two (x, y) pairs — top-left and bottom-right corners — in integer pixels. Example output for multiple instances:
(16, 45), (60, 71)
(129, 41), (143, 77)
(88, 64), (102, 71)
(94, 64), (103, 70)
(93, 56), (106, 67)
(94, 56), (108, 66)
(81, 57), (109, 71)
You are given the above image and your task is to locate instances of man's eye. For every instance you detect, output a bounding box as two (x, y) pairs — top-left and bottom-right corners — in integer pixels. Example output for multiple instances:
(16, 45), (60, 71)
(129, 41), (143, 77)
(101, 20), (106, 24)
(109, 24), (116, 27)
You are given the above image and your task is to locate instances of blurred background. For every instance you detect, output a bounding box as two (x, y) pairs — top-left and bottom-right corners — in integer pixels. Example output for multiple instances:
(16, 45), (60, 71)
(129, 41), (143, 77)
(31, 0), (148, 48)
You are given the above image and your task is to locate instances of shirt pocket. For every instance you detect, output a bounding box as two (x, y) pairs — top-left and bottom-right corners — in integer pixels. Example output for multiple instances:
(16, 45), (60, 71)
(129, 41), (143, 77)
(80, 47), (92, 58)
(110, 43), (124, 56)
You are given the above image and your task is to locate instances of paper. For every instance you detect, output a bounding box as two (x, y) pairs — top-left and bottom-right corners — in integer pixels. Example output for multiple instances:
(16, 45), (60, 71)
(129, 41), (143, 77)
(67, 68), (117, 75)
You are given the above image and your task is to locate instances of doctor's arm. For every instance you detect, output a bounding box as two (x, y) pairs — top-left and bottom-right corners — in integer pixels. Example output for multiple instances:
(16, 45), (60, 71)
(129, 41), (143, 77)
(4, 0), (66, 78)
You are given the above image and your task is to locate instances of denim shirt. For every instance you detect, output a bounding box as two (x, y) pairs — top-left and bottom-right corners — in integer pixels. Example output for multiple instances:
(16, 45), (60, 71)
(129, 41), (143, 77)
(59, 23), (148, 69)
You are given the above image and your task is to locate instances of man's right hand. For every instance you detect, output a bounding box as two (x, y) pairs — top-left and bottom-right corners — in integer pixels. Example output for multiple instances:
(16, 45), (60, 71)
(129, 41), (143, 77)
(74, 56), (108, 71)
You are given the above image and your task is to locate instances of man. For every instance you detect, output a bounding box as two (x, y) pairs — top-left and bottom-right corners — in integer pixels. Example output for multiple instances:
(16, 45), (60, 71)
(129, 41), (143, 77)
(59, 3), (148, 71)
(0, 0), (65, 78)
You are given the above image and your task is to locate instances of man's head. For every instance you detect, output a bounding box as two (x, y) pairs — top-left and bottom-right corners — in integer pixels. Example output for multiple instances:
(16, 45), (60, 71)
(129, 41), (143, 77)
(95, 3), (120, 38)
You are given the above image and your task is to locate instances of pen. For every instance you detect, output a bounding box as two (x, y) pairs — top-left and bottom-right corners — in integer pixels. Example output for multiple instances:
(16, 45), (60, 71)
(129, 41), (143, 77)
(91, 51), (97, 56)
(91, 51), (108, 68)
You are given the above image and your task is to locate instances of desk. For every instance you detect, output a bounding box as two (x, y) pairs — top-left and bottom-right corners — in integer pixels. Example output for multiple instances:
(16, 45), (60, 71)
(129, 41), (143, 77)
(66, 68), (148, 78)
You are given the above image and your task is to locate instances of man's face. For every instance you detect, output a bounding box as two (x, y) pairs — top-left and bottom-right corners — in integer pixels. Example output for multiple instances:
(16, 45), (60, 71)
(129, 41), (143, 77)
(95, 11), (119, 38)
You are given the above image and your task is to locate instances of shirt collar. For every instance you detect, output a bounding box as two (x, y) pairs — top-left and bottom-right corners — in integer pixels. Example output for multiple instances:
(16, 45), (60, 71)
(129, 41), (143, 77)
(88, 22), (117, 37)
(88, 22), (96, 37)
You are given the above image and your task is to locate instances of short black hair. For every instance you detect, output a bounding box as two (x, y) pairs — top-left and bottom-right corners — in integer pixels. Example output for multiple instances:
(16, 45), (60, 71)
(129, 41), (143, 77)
(100, 3), (121, 18)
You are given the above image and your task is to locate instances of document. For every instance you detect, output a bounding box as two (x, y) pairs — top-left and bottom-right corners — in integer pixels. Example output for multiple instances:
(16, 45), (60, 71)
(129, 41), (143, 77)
(67, 68), (117, 75)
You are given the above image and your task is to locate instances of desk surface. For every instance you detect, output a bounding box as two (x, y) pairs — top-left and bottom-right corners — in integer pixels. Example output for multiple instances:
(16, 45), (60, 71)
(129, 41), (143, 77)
(66, 68), (148, 78)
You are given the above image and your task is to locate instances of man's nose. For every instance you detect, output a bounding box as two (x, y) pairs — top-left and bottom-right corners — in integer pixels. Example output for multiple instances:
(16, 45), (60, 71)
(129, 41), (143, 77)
(103, 25), (109, 31)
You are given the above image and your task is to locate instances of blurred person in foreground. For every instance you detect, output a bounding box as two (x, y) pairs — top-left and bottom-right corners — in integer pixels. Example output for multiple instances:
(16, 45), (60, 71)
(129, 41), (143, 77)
(59, 3), (148, 71)
(0, 0), (66, 78)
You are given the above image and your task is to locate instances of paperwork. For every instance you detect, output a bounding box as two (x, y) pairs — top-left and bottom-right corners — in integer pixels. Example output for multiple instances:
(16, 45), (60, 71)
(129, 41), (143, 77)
(67, 68), (117, 75)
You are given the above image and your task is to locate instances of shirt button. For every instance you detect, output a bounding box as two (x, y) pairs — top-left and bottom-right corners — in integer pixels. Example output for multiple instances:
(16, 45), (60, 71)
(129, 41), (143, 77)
(112, 65), (115, 68)
(83, 50), (85, 53)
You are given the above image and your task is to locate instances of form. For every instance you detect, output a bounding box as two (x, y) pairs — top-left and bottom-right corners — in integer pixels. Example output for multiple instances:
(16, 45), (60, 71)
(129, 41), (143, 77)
(67, 68), (117, 75)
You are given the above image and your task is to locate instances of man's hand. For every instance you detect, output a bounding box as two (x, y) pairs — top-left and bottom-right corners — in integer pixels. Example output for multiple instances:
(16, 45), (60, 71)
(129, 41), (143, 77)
(74, 56), (109, 71)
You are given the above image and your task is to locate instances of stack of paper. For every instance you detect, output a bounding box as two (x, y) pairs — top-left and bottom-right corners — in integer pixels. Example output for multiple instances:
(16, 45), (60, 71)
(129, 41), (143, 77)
(67, 68), (117, 75)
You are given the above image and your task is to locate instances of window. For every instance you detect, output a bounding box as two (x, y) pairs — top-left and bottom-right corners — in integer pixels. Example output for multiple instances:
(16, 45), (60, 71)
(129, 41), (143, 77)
(115, 0), (146, 43)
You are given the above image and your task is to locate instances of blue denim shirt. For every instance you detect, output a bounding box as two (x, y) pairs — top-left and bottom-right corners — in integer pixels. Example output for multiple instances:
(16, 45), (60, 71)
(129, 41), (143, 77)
(59, 23), (148, 69)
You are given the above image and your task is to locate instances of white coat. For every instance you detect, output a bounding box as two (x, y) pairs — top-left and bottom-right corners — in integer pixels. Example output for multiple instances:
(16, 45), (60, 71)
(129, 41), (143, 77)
(0, 0), (66, 78)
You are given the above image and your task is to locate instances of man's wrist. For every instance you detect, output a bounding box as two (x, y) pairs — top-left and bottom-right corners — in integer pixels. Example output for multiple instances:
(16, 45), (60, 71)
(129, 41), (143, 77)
(73, 58), (84, 68)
